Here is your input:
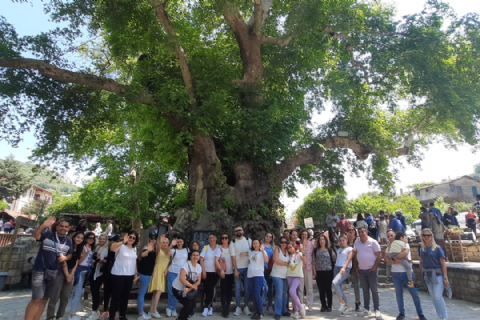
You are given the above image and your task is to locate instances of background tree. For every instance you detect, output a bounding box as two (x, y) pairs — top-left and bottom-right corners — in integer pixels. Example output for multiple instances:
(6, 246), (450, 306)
(0, 200), (8, 211)
(347, 192), (390, 215)
(22, 198), (49, 218)
(294, 189), (348, 227)
(0, 155), (32, 203)
(2, 1), (480, 236)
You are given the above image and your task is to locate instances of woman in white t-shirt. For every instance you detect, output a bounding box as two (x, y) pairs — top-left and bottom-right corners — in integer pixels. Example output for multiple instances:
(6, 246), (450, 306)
(271, 236), (290, 319)
(109, 231), (139, 320)
(200, 233), (221, 317)
(286, 242), (306, 319)
(218, 232), (234, 317)
(167, 235), (189, 317)
(172, 250), (202, 320)
(248, 239), (269, 319)
(332, 234), (354, 315)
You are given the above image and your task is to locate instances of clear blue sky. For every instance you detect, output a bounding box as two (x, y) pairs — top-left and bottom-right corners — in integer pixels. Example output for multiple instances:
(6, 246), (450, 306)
(2, 0), (480, 213)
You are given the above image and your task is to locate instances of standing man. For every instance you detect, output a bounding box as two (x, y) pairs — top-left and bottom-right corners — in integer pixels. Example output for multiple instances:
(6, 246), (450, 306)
(75, 219), (87, 232)
(336, 214), (351, 235)
(395, 210), (407, 229)
(25, 217), (73, 320)
(428, 202), (443, 222)
(428, 202), (447, 256)
(230, 225), (252, 316)
(326, 209), (339, 245)
(388, 214), (405, 233)
(3, 219), (12, 233)
(105, 220), (113, 236)
(353, 227), (383, 320)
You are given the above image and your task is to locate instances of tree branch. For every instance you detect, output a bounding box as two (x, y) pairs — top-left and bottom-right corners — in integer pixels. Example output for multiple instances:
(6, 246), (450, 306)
(347, 45), (371, 85)
(151, 1), (196, 105)
(0, 58), (155, 105)
(261, 35), (293, 47)
(275, 137), (411, 184)
(249, 0), (272, 36)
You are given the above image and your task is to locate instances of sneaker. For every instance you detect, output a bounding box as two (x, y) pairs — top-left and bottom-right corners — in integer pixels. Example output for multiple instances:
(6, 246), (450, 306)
(69, 316), (83, 320)
(326, 307), (332, 312)
(244, 307), (252, 316)
(338, 303), (346, 313)
(418, 315), (427, 320)
(396, 313), (405, 320)
(291, 312), (299, 320)
(166, 309), (172, 318)
(250, 313), (258, 320)
(208, 308), (213, 316)
(359, 309), (372, 317)
(355, 302), (361, 312)
(342, 307), (352, 315)
(202, 308), (209, 317)
(274, 316), (280, 320)
(375, 310), (383, 320)
(299, 305), (306, 318)
(306, 305), (312, 312)
(139, 314), (152, 320)
(281, 312), (291, 317)
(234, 308), (242, 316)
(150, 311), (162, 319)
(171, 310), (177, 318)
(88, 312), (100, 320)
(99, 312), (109, 319)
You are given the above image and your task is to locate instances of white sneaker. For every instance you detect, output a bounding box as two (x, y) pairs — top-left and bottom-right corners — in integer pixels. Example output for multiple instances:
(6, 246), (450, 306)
(202, 308), (209, 317)
(299, 305), (306, 318)
(306, 305), (312, 312)
(150, 311), (162, 319)
(342, 307), (352, 315)
(69, 316), (83, 320)
(375, 310), (383, 319)
(291, 311), (300, 319)
(139, 314), (152, 320)
(243, 307), (252, 316)
(338, 303), (346, 313)
(234, 307), (242, 316)
(171, 310), (177, 317)
(208, 308), (213, 316)
(166, 309), (172, 317)
(358, 309), (371, 317)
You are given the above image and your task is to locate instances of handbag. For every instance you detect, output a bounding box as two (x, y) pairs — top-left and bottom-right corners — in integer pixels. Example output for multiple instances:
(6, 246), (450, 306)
(217, 247), (227, 275)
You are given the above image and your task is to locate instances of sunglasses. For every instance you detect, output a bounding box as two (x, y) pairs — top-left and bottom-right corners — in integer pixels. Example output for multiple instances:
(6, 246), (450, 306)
(422, 234), (432, 238)
(128, 236), (136, 240)
(88, 237), (95, 240)
(280, 241), (287, 244)
(234, 230), (242, 232)
(347, 229), (355, 232)
(221, 236), (229, 239)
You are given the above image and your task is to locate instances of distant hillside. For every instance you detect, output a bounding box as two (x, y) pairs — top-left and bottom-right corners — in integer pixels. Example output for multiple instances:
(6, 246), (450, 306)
(0, 159), (78, 193)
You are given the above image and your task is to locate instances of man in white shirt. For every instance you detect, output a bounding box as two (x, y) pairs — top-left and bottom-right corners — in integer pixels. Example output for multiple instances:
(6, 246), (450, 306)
(353, 227), (383, 320)
(230, 225), (252, 316)
(105, 220), (113, 236)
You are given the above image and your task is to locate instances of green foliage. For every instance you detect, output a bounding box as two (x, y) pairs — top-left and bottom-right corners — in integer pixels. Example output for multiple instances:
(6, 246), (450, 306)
(0, 200), (8, 211)
(46, 192), (84, 217)
(192, 202), (204, 220)
(434, 196), (449, 213)
(0, 155), (32, 203)
(408, 181), (437, 192)
(294, 189), (348, 226)
(22, 199), (49, 217)
(452, 202), (471, 212)
(221, 195), (235, 209)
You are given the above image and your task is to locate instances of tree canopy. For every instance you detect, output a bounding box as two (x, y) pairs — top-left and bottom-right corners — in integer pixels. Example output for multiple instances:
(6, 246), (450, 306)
(2, 0), (480, 232)
(0, 155), (32, 203)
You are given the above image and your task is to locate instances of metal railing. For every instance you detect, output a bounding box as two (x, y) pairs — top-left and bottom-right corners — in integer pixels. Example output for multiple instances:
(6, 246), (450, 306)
(0, 233), (34, 247)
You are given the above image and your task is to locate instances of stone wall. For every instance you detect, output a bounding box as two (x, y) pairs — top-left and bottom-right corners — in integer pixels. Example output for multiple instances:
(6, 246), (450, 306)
(0, 237), (39, 285)
(409, 242), (480, 262)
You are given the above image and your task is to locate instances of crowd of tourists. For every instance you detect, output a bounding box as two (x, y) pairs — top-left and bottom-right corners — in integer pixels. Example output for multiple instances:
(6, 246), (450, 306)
(24, 202), (462, 320)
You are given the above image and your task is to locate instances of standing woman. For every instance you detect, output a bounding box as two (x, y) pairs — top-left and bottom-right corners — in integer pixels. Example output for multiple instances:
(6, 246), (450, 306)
(286, 242), (306, 319)
(200, 232), (221, 317)
(109, 231), (139, 320)
(419, 228), (449, 320)
(298, 230), (314, 311)
(290, 230), (299, 248)
(101, 234), (121, 320)
(313, 234), (335, 313)
(137, 233), (158, 320)
(172, 250), (202, 320)
(248, 239), (269, 320)
(270, 236), (290, 320)
(149, 234), (174, 318)
(46, 232), (84, 320)
(332, 234), (354, 315)
(219, 232), (235, 318)
(189, 240), (201, 260)
(346, 226), (361, 311)
(89, 234), (109, 320)
(354, 213), (368, 230)
(167, 235), (189, 317)
(69, 231), (95, 320)
(262, 232), (275, 314)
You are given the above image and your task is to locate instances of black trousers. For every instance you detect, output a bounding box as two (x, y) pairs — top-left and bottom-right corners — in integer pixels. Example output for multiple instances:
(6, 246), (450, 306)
(315, 270), (333, 309)
(103, 273), (112, 312)
(220, 274), (234, 315)
(174, 288), (196, 320)
(109, 275), (134, 320)
(90, 275), (103, 311)
(203, 272), (219, 308)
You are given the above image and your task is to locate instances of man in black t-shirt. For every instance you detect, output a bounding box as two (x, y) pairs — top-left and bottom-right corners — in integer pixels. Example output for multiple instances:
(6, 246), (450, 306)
(25, 217), (73, 320)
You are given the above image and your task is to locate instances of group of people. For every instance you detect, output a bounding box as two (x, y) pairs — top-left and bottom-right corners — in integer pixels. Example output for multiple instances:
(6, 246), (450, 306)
(0, 218), (15, 233)
(26, 211), (453, 320)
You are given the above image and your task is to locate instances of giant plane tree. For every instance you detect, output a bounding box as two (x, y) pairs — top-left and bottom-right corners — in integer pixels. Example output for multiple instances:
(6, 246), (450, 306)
(2, 0), (480, 235)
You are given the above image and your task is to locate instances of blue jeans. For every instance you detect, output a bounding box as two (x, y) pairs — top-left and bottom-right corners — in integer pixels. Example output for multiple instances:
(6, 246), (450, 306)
(248, 276), (264, 315)
(235, 268), (249, 307)
(392, 272), (423, 316)
(167, 271), (179, 310)
(425, 274), (447, 319)
(332, 266), (351, 303)
(70, 268), (88, 315)
(137, 273), (151, 314)
(272, 277), (288, 316)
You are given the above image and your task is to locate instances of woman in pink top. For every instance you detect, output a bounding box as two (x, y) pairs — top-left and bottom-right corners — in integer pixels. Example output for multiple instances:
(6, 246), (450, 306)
(299, 229), (314, 311)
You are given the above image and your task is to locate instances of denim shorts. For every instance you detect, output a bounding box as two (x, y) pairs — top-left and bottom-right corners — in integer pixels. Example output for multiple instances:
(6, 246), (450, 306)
(31, 270), (63, 300)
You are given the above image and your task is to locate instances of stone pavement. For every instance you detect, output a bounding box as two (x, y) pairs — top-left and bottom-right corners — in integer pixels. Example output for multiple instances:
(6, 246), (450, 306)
(1, 285), (479, 320)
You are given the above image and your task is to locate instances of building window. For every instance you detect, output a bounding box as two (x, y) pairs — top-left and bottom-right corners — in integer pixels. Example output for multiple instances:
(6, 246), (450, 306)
(473, 186), (478, 197)
(449, 184), (456, 192)
(456, 186), (463, 195)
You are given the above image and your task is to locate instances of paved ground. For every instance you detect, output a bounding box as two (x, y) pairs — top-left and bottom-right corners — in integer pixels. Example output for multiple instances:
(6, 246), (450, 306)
(1, 285), (479, 320)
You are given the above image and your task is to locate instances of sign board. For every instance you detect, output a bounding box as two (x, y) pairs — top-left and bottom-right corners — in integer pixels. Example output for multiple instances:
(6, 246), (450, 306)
(304, 217), (314, 229)
(16, 216), (39, 229)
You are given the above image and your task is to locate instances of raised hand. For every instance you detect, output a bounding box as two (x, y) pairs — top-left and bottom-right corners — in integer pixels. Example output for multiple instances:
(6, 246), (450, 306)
(147, 243), (154, 252)
(123, 233), (129, 243)
(43, 216), (56, 228)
